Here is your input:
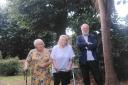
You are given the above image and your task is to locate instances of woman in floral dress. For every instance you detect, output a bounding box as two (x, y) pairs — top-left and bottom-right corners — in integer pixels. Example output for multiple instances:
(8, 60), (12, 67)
(24, 39), (52, 85)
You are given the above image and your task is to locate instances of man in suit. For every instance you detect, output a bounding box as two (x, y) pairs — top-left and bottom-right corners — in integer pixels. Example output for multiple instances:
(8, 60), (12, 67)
(76, 23), (103, 85)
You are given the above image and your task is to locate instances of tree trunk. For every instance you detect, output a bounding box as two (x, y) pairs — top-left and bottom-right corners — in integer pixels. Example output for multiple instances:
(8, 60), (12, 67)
(97, 0), (120, 85)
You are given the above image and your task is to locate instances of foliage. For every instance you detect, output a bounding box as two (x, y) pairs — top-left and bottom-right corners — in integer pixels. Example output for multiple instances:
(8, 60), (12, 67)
(8, 0), (100, 35)
(67, 0), (100, 34)
(108, 0), (128, 80)
(8, 0), (67, 35)
(0, 57), (20, 76)
(111, 27), (128, 80)
(0, 0), (101, 59)
(0, 28), (55, 59)
(0, 6), (55, 59)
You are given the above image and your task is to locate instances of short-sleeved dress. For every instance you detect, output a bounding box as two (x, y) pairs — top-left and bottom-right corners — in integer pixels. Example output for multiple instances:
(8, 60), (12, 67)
(26, 48), (51, 85)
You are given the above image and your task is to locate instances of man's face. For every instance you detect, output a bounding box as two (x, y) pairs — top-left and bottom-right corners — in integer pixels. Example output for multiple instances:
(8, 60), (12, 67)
(81, 24), (89, 34)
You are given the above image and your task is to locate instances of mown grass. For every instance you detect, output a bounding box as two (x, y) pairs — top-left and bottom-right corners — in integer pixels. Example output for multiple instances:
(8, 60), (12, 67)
(0, 75), (80, 85)
(1, 75), (128, 85)
(0, 75), (31, 85)
(0, 75), (55, 85)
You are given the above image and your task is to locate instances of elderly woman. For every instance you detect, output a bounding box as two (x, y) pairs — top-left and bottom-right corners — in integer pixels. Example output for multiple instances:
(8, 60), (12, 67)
(24, 39), (52, 85)
(50, 35), (75, 85)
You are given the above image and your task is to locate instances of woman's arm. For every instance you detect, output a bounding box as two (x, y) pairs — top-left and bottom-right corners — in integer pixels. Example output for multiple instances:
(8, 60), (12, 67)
(40, 58), (52, 67)
(39, 49), (52, 68)
(23, 50), (33, 71)
(24, 60), (29, 71)
(50, 46), (60, 71)
(66, 58), (73, 71)
(52, 58), (60, 72)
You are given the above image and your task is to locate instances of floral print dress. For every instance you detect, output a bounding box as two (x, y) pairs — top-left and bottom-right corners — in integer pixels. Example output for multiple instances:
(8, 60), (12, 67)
(26, 49), (51, 85)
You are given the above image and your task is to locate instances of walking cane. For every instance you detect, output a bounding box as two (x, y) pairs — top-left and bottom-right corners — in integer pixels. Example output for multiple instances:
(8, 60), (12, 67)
(72, 68), (76, 85)
(72, 61), (76, 85)
(24, 70), (28, 85)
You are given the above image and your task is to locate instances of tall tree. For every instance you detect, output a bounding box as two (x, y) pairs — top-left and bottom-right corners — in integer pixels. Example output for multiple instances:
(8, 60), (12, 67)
(9, 0), (67, 36)
(97, 0), (120, 85)
(67, 0), (100, 34)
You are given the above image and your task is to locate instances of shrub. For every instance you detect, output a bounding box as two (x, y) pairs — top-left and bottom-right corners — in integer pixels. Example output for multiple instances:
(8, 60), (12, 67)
(0, 57), (20, 76)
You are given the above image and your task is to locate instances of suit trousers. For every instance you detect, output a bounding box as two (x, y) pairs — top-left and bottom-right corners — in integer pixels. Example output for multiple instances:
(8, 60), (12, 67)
(80, 61), (103, 85)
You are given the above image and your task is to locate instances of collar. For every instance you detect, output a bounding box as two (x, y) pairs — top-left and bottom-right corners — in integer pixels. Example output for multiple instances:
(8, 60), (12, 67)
(82, 33), (89, 36)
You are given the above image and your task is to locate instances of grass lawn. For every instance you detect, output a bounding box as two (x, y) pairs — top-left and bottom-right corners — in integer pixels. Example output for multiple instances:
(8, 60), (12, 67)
(0, 75), (31, 85)
(0, 75), (55, 85)
(0, 75), (82, 85)
(1, 75), (128, 85)
(0, 75), (78, 85)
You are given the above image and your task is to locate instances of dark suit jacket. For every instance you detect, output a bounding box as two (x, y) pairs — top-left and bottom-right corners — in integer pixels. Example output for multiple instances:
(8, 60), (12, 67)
(76, 34), (98, 64)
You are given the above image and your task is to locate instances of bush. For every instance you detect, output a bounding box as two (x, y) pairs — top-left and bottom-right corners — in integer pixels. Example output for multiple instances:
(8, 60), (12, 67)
(0, 57), (20, 76)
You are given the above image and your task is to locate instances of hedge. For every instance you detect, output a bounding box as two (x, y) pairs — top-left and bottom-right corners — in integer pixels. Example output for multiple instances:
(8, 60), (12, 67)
(0, 57), (20, 76)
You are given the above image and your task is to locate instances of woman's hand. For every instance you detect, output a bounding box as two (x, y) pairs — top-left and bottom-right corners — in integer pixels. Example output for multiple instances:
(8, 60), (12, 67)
(55, 67), (60, 72)
(23, 66), (28, 71)
(66, 59), (73, 72)
(23, 61), (28, 71)
(66, 66), (71, 72)
(39, 64), (45, 68)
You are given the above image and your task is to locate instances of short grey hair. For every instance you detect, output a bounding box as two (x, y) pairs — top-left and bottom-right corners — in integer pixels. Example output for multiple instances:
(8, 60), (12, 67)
(33, 39), (45, 47)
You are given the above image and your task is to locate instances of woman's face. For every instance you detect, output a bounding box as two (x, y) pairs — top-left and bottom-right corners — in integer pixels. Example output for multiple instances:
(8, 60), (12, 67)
(59, 37), (67, 47)
(35, 41), (44, 51)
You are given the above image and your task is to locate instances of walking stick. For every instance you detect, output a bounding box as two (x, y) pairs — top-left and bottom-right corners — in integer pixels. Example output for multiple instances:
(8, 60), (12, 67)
(72, 68), (76, 85)
(24, 70), (28, 85)
(72, 61), (76, 85)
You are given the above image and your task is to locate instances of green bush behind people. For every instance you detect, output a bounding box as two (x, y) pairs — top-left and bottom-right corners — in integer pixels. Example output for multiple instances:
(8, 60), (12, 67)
(0, 57), (20, 76)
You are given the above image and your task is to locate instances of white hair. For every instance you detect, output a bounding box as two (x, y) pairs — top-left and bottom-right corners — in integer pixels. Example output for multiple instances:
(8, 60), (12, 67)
(81, 23), (89, 34)
(33, 39), (45, 47)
